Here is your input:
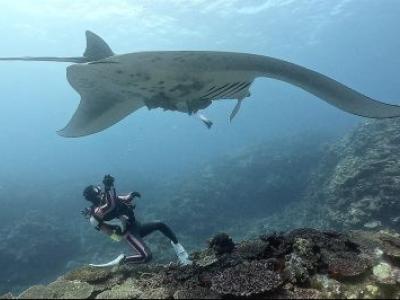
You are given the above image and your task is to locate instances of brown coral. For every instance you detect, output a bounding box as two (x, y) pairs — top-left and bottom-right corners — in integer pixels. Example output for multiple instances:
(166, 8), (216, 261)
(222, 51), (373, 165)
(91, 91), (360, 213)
(0, 293), (13, 300)
(173, 286), (220, 299)
(211, 260), (283, 297)
(379, 232), (400, 265)
(208, 233), (235, 255)
(237, 239), (270, 260)
(325, 254), (372, 279)
(18, 281), (94, 299)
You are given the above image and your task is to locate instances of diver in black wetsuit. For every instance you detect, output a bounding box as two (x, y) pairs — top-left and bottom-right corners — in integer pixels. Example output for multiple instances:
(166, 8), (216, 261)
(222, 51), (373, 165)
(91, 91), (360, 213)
(82, 175), (191, 267)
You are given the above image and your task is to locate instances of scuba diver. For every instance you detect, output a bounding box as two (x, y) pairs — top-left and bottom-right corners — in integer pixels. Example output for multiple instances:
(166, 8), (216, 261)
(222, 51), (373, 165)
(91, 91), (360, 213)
(82, 175), (191, 267)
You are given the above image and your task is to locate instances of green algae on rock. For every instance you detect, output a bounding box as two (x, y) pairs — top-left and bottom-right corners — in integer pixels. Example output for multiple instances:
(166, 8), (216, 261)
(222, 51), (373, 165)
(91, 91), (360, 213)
(0, 293), (14, 299)
(18, 281), (93, 299)
(95, 279), (143, 299)
(63, 266), (112, 284)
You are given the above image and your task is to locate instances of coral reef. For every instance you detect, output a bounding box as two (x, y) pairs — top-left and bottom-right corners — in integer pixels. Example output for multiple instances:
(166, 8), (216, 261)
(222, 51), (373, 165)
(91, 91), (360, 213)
(308, 120), (400, 231)
(211, 261), (283, 297)
(251, 119), (400, 235)
(9, 228), (400, 299)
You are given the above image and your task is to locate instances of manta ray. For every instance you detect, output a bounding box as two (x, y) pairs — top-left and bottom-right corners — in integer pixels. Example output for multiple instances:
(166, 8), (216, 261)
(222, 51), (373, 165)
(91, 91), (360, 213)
(1, 31), (400, 137)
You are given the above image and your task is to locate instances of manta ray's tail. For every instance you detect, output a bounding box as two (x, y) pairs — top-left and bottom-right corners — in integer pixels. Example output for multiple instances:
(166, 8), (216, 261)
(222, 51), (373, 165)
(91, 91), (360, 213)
(0, 31), (114, 63)
(260, 56), (400, 118)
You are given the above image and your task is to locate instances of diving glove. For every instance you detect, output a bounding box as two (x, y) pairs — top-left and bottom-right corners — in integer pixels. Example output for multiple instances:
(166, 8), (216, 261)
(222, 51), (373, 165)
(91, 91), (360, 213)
(171, 241), (192, 266)
(103, 174), (115, 189)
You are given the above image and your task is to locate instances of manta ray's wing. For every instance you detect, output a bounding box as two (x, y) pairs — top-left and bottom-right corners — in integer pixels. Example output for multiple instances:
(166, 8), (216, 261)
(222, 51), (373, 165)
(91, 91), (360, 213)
(0, 31), (114, 63)
(58, 92), (144, 137)
(255, 55), (400, 119)
(58, 65), (144, 137)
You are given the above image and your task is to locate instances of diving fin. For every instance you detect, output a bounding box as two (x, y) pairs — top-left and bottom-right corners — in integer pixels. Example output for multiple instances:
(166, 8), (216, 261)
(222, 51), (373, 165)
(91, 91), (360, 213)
(196, 112), (213, 129)
(89, 254), (125, 268)
(230, 99), (242, 122)
(171, 242), (192, 266)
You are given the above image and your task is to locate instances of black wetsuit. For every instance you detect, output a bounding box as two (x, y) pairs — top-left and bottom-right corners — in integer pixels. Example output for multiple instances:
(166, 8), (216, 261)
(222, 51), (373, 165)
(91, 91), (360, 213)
(91, 187), (178, 264)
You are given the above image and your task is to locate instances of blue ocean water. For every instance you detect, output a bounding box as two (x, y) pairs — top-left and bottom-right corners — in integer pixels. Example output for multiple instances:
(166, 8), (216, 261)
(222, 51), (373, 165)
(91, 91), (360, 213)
(0, 0), (399, 294)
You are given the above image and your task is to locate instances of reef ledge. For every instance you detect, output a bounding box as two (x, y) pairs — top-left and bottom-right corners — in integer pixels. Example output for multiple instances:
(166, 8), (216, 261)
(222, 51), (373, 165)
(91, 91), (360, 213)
(4, 228), (400, 299)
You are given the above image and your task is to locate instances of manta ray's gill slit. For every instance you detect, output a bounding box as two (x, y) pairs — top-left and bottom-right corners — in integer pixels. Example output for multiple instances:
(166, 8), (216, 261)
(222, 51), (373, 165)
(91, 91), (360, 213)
(207, 82), (243, 99)
(200, 83), (231, 99)
(225, 82), (252, 98)
(206, 86), (218, 92)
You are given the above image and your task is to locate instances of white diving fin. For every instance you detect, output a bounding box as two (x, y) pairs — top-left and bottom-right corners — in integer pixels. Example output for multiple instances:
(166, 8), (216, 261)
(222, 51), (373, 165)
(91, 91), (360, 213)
(171, 242), (192, 266)
(196, 112), (213, 129)
(89, 254), (125, 268)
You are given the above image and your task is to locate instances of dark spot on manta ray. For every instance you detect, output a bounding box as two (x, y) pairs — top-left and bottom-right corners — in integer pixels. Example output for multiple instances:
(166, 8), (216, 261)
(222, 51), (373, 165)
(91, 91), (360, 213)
(173, 56), (186, 63)
(158, 81), (165, 85)
(143, 75), (151, 81)
(122, 90), (143, 98)
(116, 70), (124, 74)
(134, 73), (151, 81)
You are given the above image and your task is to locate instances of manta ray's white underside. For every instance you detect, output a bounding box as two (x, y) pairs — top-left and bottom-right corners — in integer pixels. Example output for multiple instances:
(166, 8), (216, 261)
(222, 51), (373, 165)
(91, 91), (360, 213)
(1, 31), (400, 137)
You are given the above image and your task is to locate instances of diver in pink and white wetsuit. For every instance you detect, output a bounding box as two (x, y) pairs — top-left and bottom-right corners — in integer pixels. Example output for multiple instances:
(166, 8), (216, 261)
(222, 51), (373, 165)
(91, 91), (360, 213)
(82, 175), (191, 267)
